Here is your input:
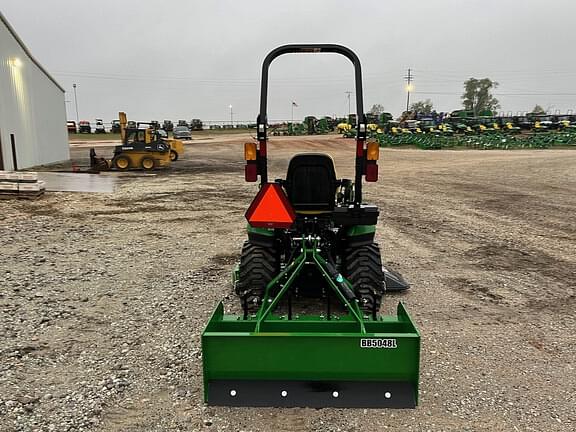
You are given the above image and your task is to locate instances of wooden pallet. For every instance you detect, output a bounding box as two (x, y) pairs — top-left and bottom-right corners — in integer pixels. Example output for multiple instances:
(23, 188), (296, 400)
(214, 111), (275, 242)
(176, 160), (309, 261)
(18, 190), (45, 200)
(0, 190), (45, 200)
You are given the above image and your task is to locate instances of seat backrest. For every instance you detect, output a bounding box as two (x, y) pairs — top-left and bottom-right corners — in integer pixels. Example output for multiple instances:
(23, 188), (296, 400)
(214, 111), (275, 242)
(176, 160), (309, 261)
(285, 153), (337, 212)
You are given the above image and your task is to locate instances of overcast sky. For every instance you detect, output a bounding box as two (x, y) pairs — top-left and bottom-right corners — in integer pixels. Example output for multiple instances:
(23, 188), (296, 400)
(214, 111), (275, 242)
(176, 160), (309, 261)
(2, 0), (576, 123)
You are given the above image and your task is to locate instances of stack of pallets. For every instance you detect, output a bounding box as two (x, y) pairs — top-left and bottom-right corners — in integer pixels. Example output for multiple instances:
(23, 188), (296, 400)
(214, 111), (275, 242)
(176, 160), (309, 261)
(0, 171), (45, 200)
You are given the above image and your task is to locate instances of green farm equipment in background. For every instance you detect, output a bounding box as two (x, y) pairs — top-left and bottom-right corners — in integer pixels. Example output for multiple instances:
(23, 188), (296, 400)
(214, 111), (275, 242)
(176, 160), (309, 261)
(302, 116), (334, 135)
(558, 118), (576, 131)
(338, 122), (356, 138)
(376, 128), (576, 150)
(304, 116), (317, 134)
(317, 117), (333, 134)
(287, 122), (307, 135)
(202, 44), (420, 408)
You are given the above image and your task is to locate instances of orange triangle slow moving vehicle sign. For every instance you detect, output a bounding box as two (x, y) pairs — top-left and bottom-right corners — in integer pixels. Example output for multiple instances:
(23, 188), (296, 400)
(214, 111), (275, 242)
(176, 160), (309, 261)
(245, 183), (296, 229)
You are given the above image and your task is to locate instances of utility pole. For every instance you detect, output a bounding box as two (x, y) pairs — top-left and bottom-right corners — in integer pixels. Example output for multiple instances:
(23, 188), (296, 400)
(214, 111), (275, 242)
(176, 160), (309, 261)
(72, 83), (79, 124)
(229, 105), (233, 127)
(404, 68), (414, 112)
(345, 91), (352, 119)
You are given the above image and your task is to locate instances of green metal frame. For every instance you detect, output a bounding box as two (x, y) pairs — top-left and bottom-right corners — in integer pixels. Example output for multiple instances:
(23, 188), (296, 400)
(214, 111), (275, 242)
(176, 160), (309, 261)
(246, 225), (274, 237)
(255, 238), (365, 332)
(346, 225), (376, 237)
(203, 238), (421, 407)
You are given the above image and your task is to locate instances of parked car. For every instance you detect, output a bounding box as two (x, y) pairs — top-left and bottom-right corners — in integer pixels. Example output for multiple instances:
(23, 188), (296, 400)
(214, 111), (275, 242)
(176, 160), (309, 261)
(177, 120), (189, 128)
(94, 119), (106, 134)
(67, 121), (77, 133)
(162, 120), (174, 132)
(173, 126), (192, 140)
(78, 120), (91, 133)
(110, 120), (121, 133)
(190, 119), (203, 131)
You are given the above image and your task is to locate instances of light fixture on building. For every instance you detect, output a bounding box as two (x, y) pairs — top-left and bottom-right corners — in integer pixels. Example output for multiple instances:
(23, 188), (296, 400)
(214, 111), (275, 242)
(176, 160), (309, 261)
(9, 57), (22, 68)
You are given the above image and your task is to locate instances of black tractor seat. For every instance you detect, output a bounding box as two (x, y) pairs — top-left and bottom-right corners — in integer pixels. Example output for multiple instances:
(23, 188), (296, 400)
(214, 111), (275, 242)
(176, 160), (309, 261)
(284, 153), (338, 213)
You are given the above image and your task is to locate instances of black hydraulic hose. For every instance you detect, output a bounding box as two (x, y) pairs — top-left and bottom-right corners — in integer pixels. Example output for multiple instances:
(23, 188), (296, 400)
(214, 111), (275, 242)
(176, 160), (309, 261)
(323, 261), (357, 302)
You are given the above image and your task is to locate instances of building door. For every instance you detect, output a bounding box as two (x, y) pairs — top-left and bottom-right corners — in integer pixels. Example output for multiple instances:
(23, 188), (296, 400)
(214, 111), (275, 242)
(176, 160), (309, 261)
(10, 134), (17, 170)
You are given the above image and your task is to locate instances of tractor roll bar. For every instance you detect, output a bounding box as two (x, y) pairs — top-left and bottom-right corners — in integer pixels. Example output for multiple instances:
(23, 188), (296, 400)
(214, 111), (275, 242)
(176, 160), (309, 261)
(257, 44), (368, 206)
(258, 44), (365, 130)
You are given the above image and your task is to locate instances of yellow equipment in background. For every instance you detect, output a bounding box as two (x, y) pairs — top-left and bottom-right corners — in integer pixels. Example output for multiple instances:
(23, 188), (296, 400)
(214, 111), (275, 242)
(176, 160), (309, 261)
(136, 119), (185, 161)
(90, 112), (172, 171)
(166, 137), (185, 161)
(337, 122), (352, 133)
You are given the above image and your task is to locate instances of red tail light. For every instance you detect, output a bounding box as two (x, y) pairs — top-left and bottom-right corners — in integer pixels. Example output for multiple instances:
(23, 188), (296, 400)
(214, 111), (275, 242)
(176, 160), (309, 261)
(245, 163), (258, 182)
(365, 162), (378, 182)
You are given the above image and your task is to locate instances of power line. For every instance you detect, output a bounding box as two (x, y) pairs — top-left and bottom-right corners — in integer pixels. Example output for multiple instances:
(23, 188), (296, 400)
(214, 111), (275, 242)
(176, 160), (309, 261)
(53, 67), (576, 86)
(414, 91), (576, 96)
(52, 70), (398, 84)
(412, 68), (576, 76)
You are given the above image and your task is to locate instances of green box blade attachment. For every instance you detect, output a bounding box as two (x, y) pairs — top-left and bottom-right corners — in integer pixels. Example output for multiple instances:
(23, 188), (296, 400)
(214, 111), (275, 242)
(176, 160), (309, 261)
(202, 302), (420, 408)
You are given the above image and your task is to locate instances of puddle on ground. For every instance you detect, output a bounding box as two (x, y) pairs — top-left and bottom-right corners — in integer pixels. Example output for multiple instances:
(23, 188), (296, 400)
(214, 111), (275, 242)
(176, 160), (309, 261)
(38, 172), (117, 193)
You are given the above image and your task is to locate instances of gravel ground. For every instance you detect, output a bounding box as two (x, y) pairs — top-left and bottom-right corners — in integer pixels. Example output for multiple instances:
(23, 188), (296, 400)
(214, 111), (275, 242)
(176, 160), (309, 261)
(1, 135), (575, 431)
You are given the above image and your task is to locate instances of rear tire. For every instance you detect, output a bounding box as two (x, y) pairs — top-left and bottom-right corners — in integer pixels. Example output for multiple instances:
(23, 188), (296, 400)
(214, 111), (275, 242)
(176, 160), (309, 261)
(141, 157), (155, 170)
(235, 241), (277, 313)
(343, 243), (384, 315)
(170, 150), (178, 161)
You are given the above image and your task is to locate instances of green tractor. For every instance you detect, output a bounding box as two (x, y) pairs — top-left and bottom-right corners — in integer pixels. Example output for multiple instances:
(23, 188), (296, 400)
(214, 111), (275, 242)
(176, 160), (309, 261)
(304, 116), (318, 134)
(287, 122), (306, 136)
(317, 117), (333, 134)
(202, 44), (420, 408)
(498, 116), (521, 134)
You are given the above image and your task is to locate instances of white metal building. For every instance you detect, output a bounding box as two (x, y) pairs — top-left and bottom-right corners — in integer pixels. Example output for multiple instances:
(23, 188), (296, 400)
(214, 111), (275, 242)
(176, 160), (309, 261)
(0, 11), (69, 171)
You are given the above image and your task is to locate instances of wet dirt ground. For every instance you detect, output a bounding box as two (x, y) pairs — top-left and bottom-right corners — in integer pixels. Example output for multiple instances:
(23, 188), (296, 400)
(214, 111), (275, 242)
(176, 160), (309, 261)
(1, 135), (575, 431)
(38, 172), (116, 193)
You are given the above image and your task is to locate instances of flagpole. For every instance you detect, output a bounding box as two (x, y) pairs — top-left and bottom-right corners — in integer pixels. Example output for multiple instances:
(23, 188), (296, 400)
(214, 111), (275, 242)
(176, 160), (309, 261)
(291, 102), (294, 124)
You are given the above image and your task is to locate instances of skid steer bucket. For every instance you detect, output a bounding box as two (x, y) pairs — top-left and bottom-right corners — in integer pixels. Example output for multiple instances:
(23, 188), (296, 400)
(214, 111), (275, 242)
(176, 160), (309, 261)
(202, 238), (420, 408)
(202, 302), (420, 408)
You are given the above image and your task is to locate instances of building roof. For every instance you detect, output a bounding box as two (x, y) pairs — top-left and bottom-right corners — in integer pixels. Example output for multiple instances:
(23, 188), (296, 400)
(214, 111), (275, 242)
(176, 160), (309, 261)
(0, 11), (65, 92)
